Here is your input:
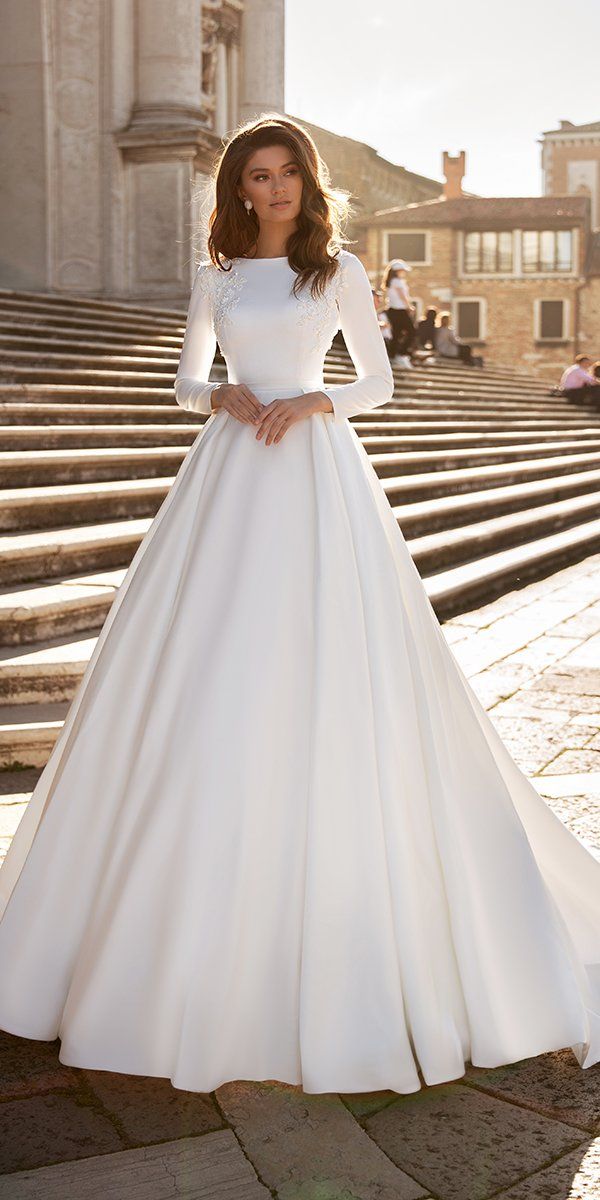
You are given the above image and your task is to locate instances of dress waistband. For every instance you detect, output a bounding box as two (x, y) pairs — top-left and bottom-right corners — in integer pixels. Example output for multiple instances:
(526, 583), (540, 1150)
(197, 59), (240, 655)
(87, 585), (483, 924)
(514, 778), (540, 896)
(228, 380), (324, 390)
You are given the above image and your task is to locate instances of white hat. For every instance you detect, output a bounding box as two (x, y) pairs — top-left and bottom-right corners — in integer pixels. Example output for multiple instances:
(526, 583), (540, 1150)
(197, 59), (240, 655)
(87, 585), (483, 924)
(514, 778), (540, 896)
(389, 258), (412, 271)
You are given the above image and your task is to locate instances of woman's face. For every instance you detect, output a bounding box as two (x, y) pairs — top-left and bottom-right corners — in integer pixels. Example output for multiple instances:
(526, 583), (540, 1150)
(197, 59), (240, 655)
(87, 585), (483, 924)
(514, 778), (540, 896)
(239, 145), (303, 225)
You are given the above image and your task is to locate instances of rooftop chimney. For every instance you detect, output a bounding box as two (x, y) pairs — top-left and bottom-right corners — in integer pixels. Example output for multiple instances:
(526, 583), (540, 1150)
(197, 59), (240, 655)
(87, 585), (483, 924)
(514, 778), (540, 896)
(442, 150), (466, 199)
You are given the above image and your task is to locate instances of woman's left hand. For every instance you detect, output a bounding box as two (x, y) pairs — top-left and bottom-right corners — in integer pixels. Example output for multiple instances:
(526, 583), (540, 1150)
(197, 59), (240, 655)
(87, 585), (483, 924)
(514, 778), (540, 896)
(254, 392), (332, 445)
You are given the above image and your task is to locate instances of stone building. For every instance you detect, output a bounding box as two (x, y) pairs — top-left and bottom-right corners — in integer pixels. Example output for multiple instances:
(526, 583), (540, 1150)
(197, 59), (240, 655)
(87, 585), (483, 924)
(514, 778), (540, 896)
(356, 150), (600, 382)
(541, 118), (600, 230)
(0, 0), (442, 309)
(284, 115), (442, 236)
(0, 0), (285, 303)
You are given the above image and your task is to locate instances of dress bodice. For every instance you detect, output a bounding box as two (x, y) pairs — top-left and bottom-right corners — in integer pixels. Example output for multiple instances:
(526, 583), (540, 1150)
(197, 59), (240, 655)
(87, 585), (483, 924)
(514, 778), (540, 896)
(174, 248), (394, 423)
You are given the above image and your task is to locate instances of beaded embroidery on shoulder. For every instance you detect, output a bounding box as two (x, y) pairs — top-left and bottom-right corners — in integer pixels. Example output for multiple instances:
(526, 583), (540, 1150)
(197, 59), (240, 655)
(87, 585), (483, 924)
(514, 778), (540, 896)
(293, 251), (350, 341)
(195, 259), (247, 340)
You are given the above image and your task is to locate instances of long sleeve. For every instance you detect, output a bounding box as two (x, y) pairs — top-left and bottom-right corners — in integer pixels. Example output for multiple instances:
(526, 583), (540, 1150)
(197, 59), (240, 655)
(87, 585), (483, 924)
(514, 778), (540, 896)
(174, 263), (221, 415)
(321, 253), (395, 423)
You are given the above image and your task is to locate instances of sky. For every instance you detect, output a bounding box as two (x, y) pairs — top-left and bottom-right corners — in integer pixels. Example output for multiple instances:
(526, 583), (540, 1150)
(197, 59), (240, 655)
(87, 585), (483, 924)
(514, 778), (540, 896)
(285, 0), (600, 198)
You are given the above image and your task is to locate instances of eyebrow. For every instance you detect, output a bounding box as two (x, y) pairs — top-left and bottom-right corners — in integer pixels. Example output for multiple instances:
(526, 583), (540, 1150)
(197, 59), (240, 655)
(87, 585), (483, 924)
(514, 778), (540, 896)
(248, 161), (297, 173)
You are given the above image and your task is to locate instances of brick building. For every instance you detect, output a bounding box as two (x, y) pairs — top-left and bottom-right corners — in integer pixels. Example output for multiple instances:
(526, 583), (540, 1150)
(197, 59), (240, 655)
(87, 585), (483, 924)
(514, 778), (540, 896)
(356, 150), (600, 383)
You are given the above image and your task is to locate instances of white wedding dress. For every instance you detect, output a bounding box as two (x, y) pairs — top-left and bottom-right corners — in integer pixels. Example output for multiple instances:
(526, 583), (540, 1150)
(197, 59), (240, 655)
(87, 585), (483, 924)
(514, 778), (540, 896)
(0, 249), (599, 1096)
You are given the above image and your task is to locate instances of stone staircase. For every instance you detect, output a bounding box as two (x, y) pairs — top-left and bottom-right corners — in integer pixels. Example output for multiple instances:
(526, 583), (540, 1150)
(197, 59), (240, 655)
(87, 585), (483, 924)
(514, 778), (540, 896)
(1, 285), (600, 768)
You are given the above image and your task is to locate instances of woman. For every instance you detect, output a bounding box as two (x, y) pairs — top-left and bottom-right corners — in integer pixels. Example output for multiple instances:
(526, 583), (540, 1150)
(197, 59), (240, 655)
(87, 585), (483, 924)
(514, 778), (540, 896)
(436, 311), (483, 367)
(382, 259), (416, 367)
(0, 115), (598, 1096)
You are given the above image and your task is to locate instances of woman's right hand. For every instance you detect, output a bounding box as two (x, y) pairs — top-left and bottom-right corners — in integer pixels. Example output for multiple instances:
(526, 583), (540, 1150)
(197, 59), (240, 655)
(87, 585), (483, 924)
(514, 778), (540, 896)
(210, 383), (263, 425)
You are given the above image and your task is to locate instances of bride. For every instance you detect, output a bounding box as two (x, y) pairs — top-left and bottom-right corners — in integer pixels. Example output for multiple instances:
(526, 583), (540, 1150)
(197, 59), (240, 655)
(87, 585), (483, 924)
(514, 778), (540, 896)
(0, 115), (598, 1096)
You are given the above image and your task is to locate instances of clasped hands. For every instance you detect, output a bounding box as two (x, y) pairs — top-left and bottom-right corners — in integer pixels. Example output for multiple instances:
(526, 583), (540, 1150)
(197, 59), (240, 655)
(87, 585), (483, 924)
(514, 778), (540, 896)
(210, 383), (333, 445)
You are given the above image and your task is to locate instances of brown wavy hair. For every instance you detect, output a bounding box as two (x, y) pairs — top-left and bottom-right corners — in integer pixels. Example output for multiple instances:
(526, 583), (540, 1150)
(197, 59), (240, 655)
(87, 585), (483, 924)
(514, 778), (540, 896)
(203, 113), (353, 300)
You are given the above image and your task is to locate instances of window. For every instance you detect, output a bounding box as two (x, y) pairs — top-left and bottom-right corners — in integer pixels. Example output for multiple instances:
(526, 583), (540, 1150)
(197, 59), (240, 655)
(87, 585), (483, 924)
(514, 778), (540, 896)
(535, 298), (568, 341)
(463, 231), (514, 273)
(454, 299), (484, 340)
(387, 231), (429, 264)
(522, 230), (573, 273)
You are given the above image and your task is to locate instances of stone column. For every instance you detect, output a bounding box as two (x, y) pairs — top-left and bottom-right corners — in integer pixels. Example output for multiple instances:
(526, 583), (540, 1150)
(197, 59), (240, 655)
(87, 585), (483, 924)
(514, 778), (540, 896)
(114, 0), (219, 301)
(239, 0), (285, 122)
(214, 39), (229, 137)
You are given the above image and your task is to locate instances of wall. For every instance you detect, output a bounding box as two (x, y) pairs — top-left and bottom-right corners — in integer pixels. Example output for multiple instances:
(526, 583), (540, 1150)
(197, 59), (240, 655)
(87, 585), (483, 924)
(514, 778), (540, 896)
(0, 0), (48, 288)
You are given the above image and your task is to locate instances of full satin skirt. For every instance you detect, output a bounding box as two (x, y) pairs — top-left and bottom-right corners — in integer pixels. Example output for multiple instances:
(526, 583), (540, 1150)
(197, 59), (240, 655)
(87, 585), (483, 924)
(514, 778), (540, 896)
(0, 392), (599, 1094)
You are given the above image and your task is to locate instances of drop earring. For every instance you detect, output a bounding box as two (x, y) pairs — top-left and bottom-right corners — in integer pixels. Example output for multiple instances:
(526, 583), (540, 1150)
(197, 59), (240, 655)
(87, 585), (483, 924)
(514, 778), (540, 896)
(243, 198), (253, 213)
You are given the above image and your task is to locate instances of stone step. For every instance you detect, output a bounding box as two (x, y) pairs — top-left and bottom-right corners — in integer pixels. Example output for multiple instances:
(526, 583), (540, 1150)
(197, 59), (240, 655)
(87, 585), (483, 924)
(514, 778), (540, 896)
(0, 335), (551, 395)
(0, 355), (551, 400)
(408, 490), (600, 572)
(0, 382), (568, 415)
(0, 633), (97, 703)
(0, 307), (551, 388)
(3, 455), (600, 612)
(354, 415), (599, 432)
(0, 287), (184, 322)
(0, 383), (203, 405)
(3, 519), (600, 765)
(0, 402), (201, 425)
(0, 445), (187, 485)
(427, 516), (600, 618)
(0, 423), (200, 450)
(391, 379), (553, 399)
(0, 365), (176, 387)
(0, 310), (183, 340)
(0, 334), (183, 359)
(2, 463), (598, 590)
(6, 440), (600, 490)
(5, 488), (600, 707)
(4, 463), (600, 537)
(0, 569), (121, 645)
(383, 449), (600, 502)
(0, 372), (563, 415)
(0, 318), (184, 347)
(370, 438), (600, 478)
(3, 421), (600, 455)
(0, 477), (172, 530)
(0, 310), (552, 401)
(0, 702), (70, 769)
(0, 361), (556, 401)
(1, 405), (597, 442)
(6, 469), (600, 587)
(362, 427), (600, 451)
(334, 349), (552, 389)
(0, 518), (150, 583)
(0, 348), (180, 371)
(392, 466), (600, 534)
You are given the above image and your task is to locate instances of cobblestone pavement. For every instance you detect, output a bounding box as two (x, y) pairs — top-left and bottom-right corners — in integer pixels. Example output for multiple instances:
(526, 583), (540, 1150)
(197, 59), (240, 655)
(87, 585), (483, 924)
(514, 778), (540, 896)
(0, 554), (599, 1198)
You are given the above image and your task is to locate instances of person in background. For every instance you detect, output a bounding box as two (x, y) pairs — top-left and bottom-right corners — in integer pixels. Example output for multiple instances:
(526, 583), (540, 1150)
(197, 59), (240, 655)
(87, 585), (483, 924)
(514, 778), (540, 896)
(435, 312), (483, 367)
(382, 258), (416, 368)
(417, 306), (438, 351)
(372, 287), (394, 359)
(559, 354), (600, 400)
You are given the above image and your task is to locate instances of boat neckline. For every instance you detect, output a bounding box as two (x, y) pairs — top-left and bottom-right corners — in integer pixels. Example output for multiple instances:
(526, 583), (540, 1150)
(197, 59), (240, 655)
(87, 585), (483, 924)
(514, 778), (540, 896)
(235, 255), (289, 262)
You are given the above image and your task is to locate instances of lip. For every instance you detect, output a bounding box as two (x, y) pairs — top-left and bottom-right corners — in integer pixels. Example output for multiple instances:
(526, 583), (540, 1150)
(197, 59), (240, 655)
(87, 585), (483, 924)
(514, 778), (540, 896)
(270, 201), (291, 208)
